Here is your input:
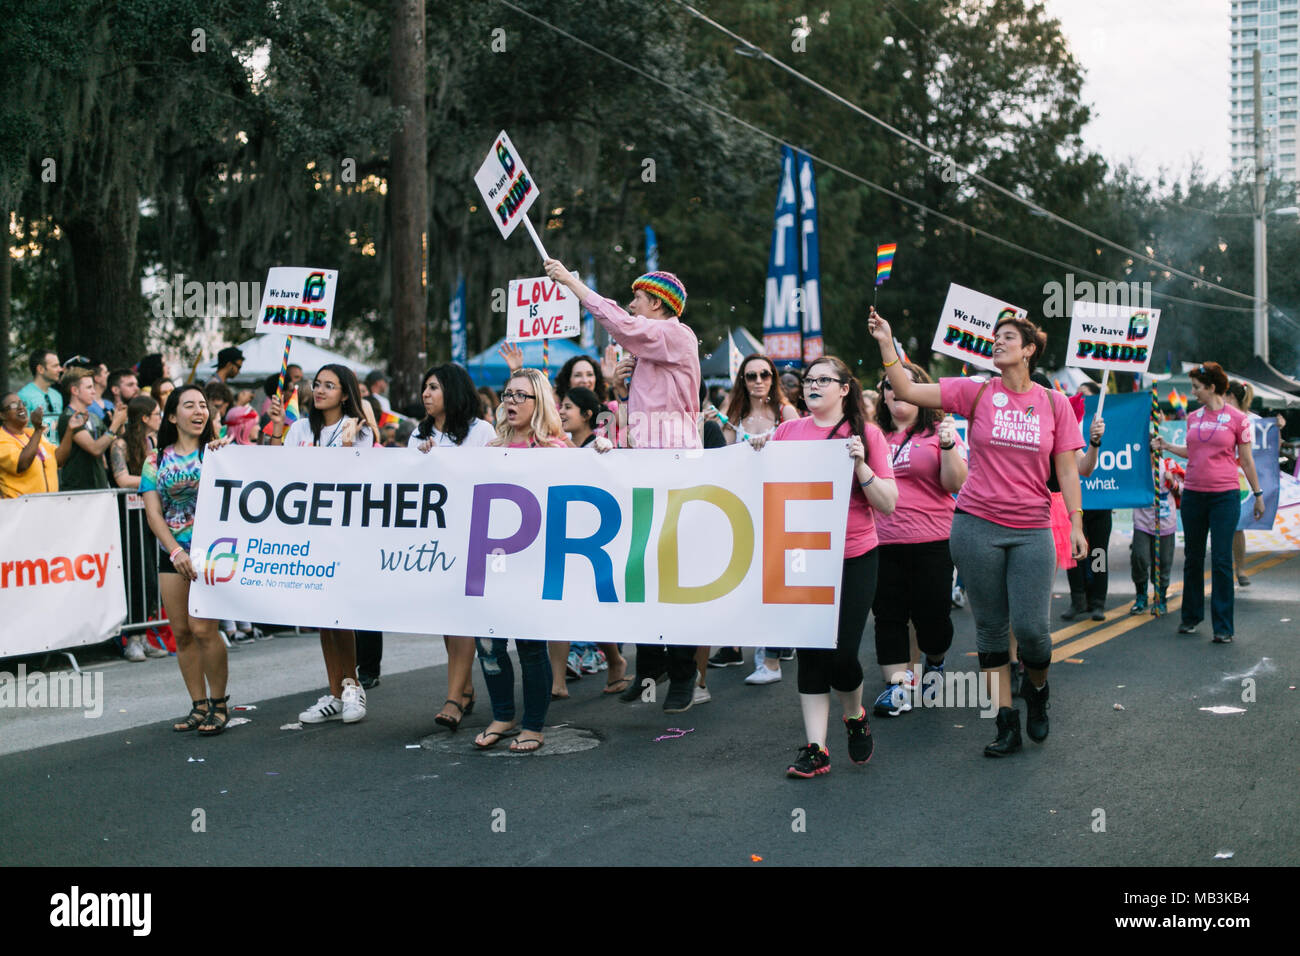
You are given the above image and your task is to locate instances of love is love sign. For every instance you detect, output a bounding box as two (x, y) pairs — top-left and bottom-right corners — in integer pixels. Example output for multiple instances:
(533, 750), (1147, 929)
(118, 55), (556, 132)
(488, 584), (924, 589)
(506, 276), (580, 342)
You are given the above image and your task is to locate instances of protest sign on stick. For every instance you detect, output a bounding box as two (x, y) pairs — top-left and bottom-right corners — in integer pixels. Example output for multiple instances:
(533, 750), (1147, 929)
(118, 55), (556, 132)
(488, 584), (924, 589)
(930, 284), (1026, 373)
(254, 267), (339, 399)
(474, 130), (547, 260)
(1066, 301), (1161, 416)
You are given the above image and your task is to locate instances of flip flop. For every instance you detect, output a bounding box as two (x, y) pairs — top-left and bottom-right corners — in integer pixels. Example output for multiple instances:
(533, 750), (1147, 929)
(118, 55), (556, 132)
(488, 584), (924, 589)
(603, 675), (633, 695)
(509, 736), (544, 754)
(473, 726), (520, 750)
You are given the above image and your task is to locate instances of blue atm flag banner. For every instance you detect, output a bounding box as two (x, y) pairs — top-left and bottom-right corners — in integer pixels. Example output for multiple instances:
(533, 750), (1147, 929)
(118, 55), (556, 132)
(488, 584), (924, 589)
(795, 151), (822, 364)
(1239, 419), (1280, 530)
(645, 225), (659, 273)
(1080, 393), (1155, 509)
(450, 275), (467, 367)
(763, 146), (802, 367)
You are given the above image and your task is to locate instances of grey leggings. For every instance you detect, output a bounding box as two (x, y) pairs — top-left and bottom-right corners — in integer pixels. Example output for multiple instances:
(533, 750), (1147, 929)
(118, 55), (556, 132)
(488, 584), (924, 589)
(948, 511), (1056, 668)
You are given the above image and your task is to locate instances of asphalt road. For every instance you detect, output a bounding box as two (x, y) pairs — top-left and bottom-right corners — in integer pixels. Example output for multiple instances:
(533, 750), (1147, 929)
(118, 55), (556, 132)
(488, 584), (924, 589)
(2, 532), (1296, 868)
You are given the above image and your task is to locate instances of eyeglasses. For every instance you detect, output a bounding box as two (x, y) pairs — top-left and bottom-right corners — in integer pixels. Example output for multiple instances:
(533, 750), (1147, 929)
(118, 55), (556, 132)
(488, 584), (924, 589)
(312, 380), (339, 391)
(63, 355), (92, 368)
(502, 390), (536, 404)
(2, 401), (23, 411)
(744, 369), (773, 382)
(803, 376), (842, 389)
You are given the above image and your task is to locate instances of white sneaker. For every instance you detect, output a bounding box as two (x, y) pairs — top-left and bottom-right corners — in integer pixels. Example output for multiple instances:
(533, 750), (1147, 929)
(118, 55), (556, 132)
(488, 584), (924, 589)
(693, 684), (712, 705)
(299, 694), (342, 723)
(123, 639), (146, 662)
(745, 664), (782, 685)
(341, 678), (367, 724)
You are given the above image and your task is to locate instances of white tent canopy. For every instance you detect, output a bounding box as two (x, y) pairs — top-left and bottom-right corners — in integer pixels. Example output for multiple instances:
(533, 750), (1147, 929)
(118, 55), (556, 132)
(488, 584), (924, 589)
(197, 335), (374, 386)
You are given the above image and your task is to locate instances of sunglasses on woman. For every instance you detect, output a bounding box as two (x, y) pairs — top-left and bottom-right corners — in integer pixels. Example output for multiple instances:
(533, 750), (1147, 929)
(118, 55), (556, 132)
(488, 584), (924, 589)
(744, 369), (772, 382)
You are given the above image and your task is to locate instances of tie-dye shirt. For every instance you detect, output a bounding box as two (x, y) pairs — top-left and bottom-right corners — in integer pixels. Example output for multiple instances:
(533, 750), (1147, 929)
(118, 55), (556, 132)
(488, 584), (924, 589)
(140, 445), (204, 550)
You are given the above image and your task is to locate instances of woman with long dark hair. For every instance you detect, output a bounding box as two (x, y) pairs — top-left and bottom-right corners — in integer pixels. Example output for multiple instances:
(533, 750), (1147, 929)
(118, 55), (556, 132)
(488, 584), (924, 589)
(869, 308), (1087, 757)
(268, 364), (377, 724)
(869, 362), (967, 716)
(410, 363), (495, 730)
(1225, 380), (1259, 587)
(752, 355), (898, 777)
(109, 396), (161, 490)
(141, 385), (232, 732)
(721, 354), (798, 444)
(555, 355), (607, 404)
(1155, 362), (1264, 643)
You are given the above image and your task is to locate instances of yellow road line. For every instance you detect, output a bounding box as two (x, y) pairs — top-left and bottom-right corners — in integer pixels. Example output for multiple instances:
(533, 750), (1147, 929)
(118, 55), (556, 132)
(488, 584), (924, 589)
(1051, 551), (1295, 662)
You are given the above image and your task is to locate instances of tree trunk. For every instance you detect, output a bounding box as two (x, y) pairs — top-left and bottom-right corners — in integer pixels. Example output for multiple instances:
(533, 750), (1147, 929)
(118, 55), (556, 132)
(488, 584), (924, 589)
(389, 0), (428, 412)
(0, 212), (10, 396)
(63, 185), (143, 367)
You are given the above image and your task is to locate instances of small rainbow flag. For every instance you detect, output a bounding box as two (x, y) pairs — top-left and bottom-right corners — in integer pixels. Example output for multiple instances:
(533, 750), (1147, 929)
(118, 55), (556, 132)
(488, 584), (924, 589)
(379, 411), (402, 429)
(262, 385), (300, 436)
(1167, 386), (1188, 416)
(875, 243), (896, 286)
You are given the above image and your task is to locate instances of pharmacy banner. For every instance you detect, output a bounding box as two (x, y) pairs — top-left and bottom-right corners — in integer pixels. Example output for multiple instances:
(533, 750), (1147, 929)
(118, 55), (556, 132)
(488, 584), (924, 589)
(0, 491), (127, 656)
(188, 443), (853, 646)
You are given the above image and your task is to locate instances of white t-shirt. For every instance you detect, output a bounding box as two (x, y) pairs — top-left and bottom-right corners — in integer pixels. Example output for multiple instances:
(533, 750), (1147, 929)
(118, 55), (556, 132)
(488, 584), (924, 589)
(406, 417), (495, 449)
(282, 417), (376, 448)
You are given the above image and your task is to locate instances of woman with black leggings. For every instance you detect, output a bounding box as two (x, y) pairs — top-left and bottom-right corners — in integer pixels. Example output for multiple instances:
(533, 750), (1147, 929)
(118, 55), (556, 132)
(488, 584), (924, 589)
(753, 355), (898, 777)
(870, 309), (1087, 756)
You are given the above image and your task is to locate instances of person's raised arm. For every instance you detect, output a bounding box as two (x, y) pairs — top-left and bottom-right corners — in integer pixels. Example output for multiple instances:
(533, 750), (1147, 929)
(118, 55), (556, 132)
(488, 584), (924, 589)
(937, 416), (968, 493)
(543, 258), (595, 303)
(1078, 417), (1105, 477)
(866, 308), (942, 409)
(55, 411), (81, 467)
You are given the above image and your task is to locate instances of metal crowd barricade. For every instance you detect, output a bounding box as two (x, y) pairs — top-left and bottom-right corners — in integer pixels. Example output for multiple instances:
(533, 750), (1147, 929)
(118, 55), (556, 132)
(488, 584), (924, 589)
(113, 487), (170, 639)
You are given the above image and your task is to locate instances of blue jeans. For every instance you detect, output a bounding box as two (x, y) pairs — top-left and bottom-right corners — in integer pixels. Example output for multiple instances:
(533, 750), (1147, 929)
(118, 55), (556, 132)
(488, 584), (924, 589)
(475, 638), (552, 733)
(1180, 489), (1239, 636)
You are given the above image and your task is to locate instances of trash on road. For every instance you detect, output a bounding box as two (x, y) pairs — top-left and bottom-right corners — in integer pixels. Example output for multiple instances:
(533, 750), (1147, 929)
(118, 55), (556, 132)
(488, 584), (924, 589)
(227, 717), (251, 728)
(1213, 850), (1234, 860)
(405, 744), (420, 749)
(1113, 703), (1125, 711)
(187, 757), (205, 762)
(1199, 705), (1246, 715)
(233, 704), (257, 711)
(653, 728), (694, 742)
(750, 854), (763, 862)
(280, 722), (303, 731)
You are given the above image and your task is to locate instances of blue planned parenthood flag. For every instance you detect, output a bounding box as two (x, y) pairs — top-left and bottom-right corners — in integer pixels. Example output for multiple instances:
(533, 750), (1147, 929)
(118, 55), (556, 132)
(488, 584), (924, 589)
(1080, 392), (1155, 509)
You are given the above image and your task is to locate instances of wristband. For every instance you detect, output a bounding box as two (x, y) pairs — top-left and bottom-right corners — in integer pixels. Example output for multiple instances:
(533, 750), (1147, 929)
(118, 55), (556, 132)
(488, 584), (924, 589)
(859, 475), (876, 489)
(1253, 490), (1263, 497)
(169, 547), (185, 564)
(1072, 508), (1084, 517)
(939, 441), (955, 450)
(1089, 438), (1101, 447)
(882, 357), (899, 369)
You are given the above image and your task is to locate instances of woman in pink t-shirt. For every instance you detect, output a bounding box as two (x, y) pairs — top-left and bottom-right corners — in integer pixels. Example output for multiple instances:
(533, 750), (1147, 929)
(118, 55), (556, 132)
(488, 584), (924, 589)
(869, 308), (1087, 757)
(870, 362), (968, 718)
(752, 355), (898, 778)
(473, 369), (568, 755)
(1154, 362), (1264, 643)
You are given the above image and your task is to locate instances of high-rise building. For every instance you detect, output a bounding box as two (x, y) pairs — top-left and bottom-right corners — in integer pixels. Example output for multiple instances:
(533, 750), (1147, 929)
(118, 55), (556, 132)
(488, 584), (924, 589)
(1230, 0), (1299, 184)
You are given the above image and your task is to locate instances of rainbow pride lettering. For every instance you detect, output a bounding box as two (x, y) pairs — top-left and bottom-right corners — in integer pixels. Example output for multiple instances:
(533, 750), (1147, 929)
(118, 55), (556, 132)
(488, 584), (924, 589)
(261, 306), (328, 329)
(942, 325), (994, 359)
(464, 481), (835, 605)
(494, 173), (533, 225)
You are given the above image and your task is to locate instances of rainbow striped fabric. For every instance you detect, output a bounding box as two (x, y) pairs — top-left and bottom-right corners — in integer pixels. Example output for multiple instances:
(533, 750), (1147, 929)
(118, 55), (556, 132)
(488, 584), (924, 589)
(1167, 386), (1188, 416)
(261, 385), (300, 436)
(875, 243), (896, 286)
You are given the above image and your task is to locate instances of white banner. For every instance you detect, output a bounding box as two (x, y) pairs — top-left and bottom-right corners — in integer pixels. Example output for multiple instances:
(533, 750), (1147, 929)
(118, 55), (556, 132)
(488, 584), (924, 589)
(1065, 301), (1161, 373)
(931, 283), (1026, 372)
(188, 443), (853, 646)
(0, 491), (127, 656)
(506, 275), (580, 342)
(474, 130), (540, 240)
(254, 266), (339, 340)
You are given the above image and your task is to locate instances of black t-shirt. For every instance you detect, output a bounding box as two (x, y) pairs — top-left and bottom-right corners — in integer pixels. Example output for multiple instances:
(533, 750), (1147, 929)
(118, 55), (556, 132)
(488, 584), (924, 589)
(702, 420), (726, 449)
(57, 409), (110, 491)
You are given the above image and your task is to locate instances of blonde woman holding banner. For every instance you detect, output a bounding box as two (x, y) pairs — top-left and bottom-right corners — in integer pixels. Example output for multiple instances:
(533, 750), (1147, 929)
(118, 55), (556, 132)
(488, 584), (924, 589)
(869, 308), (1087, 757)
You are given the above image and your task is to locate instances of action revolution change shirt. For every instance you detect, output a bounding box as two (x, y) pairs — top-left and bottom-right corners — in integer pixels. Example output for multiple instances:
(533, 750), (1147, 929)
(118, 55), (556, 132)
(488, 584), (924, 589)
(939, 377), (1083, 530)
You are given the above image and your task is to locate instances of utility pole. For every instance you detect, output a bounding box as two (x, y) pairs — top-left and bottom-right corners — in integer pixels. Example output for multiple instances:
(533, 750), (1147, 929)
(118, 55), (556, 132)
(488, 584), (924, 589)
(1253, 48), (1270, 363)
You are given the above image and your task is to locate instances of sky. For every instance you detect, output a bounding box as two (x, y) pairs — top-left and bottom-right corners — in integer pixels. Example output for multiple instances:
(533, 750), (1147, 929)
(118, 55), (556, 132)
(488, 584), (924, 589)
(1041, 0), (1231, 183)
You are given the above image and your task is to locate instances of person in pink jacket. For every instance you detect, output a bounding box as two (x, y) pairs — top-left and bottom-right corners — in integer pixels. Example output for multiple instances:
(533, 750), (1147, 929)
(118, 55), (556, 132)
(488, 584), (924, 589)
(543, 258), (703, 715)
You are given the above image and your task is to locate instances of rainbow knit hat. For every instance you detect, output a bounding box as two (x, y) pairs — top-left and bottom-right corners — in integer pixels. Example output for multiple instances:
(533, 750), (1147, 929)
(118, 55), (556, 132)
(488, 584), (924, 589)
(632, 271), (687, 316)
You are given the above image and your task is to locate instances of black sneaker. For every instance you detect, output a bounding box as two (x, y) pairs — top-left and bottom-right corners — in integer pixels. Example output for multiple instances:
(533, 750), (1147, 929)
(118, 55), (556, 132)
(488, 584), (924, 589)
(359, 674), (381, 690)
(1177, 621), (1198, 634)
(786, 743), (830, 778)
(1089, 606), (1106, 621)
(1060, 601), (1087, 621)
(1022, 679), (1050, 742)
(662, 678), (695, 714)
(707, 647), (744, 668)
(843, 708), (874, 764)
(618, 671), (664, 703)
(983, 707), (1022, 757)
